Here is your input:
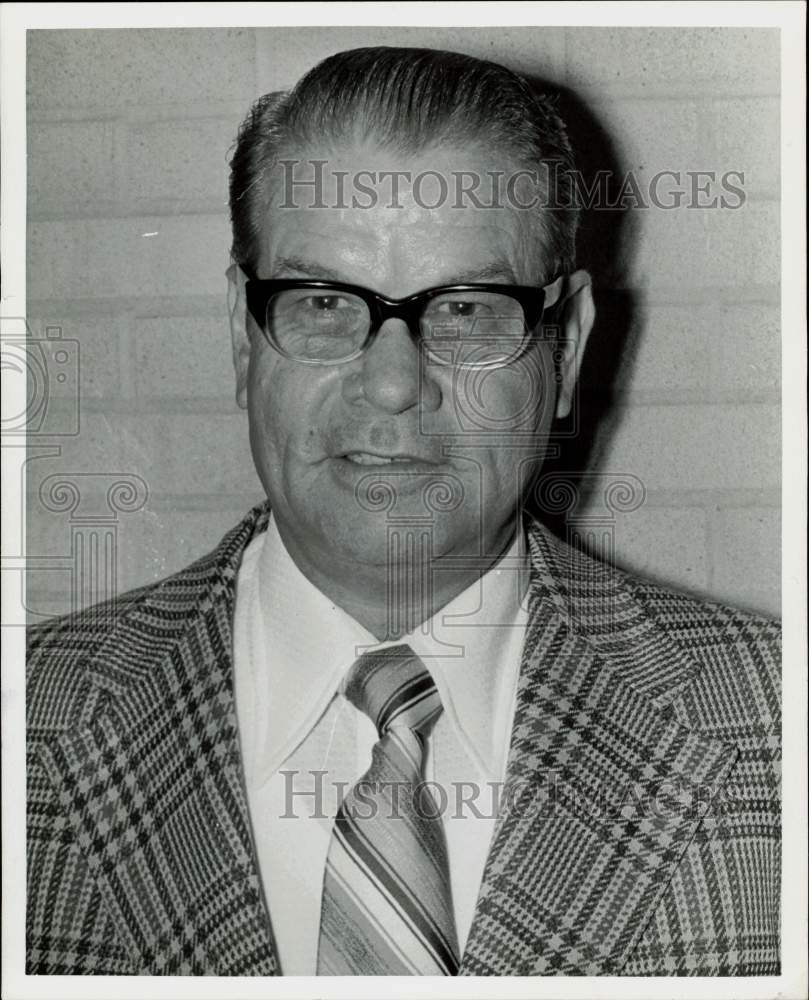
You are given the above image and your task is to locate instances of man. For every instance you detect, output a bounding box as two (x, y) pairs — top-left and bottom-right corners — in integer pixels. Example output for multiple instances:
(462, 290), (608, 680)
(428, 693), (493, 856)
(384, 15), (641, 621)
(27, 47), (780, 977)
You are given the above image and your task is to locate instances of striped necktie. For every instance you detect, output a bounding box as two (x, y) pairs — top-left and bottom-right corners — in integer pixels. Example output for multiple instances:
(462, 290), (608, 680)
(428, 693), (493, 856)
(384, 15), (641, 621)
(317, 644), (460, 975)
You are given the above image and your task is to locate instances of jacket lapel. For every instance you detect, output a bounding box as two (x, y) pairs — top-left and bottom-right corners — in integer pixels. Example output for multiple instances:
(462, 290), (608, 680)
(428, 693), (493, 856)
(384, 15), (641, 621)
(37, 502), (739, 977)
(37, 505), (279, 975)
(460, 523), (739, 975)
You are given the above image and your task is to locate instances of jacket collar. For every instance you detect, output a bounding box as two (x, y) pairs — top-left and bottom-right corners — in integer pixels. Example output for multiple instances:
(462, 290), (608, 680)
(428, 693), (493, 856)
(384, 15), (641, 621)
(40, 502), (737, 975)
(39, 503), (277, 975)
(458, 523), (738, 974)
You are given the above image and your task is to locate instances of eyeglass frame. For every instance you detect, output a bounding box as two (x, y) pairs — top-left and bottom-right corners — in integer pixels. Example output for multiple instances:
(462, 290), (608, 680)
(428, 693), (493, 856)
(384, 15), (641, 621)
(244, 275), (565, 369)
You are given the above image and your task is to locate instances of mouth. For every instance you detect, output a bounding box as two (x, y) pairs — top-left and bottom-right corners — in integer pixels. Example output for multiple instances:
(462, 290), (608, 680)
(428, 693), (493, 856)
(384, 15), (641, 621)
(341, 451), (436, 466)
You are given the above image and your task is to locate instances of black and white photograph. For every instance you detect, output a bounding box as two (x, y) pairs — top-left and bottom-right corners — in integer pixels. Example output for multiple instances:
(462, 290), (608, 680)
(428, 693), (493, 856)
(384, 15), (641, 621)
(1, 3), (806, 997)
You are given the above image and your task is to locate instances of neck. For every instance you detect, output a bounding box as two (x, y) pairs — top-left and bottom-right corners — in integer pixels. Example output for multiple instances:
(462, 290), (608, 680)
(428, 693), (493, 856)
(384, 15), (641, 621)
(274, 518), (520, 641)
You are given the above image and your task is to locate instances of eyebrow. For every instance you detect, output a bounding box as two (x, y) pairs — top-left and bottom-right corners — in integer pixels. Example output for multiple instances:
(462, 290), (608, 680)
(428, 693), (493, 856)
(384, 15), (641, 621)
(270, 255), (520, 287)
(271, 255), (347, 282)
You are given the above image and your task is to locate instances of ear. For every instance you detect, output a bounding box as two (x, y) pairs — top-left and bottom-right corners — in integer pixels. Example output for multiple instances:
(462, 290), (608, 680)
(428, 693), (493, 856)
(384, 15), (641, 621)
(553, 269), (595, 420)
(227, 261), (251, 410)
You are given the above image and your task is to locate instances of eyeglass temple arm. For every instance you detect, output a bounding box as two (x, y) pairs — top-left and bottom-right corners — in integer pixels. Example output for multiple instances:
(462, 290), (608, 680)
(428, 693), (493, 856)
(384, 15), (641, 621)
(543, 275), (565, 311)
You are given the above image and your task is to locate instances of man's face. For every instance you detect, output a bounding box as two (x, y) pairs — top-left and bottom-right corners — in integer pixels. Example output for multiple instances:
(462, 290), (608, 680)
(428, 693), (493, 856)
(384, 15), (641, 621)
(230, 142), (584, 581)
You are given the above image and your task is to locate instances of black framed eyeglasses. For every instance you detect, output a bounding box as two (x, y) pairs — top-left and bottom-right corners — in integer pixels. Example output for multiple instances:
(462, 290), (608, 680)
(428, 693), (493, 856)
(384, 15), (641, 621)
(245, 277), (564, 369)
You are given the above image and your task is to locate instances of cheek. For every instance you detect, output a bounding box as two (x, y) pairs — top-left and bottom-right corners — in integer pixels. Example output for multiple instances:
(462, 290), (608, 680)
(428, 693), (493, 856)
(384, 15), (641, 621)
(246, 352), (330, 463)
(451, 353), (554, 436)
(246, 354), (284, 455)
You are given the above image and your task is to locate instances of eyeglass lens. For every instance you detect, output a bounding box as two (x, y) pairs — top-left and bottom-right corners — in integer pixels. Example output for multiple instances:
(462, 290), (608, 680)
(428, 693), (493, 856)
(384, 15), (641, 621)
(265, 287), (529, 367)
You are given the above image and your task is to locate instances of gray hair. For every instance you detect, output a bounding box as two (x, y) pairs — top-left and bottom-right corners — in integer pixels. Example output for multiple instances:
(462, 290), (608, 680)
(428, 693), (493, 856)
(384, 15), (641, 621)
(229, 46), (580, 282)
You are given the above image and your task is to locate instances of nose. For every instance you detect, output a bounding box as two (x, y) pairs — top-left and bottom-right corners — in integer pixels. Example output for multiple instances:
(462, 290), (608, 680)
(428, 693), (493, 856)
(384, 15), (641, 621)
(343, 318), (442, 414)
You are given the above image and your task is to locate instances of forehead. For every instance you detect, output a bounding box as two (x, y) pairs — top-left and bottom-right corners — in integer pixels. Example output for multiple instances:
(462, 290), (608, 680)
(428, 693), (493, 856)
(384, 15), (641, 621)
(259, 141), (544, 291)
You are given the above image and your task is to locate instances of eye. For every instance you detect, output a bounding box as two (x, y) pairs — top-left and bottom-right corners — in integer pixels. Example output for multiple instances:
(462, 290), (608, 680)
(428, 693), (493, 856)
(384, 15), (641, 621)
(432, 299), (492, 317)
(303, 294), (352, 312)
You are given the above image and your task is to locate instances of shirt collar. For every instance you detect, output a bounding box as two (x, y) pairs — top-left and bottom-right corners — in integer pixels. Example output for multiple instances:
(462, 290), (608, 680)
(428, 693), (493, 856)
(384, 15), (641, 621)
(405, 538), (529, 779)
(251, 515), (528, 782)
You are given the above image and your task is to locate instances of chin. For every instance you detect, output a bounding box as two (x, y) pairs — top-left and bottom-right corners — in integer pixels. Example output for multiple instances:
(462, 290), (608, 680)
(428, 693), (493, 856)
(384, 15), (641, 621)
(330, 507), (477, 569)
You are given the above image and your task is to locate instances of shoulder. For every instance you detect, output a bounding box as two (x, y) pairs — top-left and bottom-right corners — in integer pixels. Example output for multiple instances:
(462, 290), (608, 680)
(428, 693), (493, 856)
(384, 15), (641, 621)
(623, 570), (780, 679)
(625, 571), (780, 730)
(524, 515), (780, 733)
(26, 502), (271, 734)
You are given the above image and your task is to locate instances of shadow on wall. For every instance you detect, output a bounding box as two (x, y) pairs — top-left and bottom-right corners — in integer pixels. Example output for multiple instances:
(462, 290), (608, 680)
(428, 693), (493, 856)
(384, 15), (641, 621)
(522, 76), (642, 539)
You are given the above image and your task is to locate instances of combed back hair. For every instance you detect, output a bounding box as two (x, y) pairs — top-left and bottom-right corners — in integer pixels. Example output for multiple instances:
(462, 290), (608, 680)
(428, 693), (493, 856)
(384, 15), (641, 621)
(229, 46), (579, 282)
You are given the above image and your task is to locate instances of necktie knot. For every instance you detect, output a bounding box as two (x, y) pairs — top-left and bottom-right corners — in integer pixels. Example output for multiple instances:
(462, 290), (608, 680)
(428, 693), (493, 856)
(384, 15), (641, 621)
(344, 644), (443, 740)
(321, 643), (459, 975)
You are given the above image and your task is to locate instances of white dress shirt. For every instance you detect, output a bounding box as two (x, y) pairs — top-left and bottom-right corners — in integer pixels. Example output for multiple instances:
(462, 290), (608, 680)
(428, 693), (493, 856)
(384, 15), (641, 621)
(232, 514), (529, 974)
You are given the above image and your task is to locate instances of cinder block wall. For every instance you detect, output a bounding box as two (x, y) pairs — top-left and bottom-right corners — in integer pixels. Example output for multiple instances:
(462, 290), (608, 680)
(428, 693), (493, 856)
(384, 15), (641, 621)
(25, 26), (780, 621)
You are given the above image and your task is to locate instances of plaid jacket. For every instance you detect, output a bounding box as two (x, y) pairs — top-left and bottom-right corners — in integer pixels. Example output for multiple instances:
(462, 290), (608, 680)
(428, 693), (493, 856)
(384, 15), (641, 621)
(27, 502), (781, 976)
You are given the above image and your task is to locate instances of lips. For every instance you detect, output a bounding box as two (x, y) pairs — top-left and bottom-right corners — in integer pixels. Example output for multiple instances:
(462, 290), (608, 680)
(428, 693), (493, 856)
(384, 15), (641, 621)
(342, 452), (434, 466)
